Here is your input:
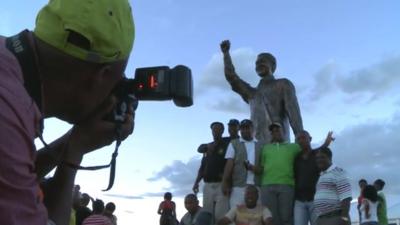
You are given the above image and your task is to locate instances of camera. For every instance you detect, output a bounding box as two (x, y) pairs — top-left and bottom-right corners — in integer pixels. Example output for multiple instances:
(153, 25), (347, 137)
(107, 65), (193, 123)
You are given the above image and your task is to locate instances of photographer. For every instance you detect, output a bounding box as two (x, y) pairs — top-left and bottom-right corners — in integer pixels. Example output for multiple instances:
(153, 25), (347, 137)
(0, 0), (135, 225)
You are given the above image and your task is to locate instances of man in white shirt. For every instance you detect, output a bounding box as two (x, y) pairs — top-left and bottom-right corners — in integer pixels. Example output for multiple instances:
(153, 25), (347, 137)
(218, 185), (273, 225)
(222, 119), (263, 208)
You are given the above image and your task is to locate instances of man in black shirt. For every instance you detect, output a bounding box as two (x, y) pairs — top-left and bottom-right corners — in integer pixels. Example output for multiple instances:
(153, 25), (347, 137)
(294, 131), (334, 225)
(193, 122), (230, 225)
(197, 119), (240, 154)
(75, 193), (92, 225)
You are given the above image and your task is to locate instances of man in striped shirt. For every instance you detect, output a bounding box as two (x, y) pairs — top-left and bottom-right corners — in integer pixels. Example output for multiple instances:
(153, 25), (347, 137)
(314, 147), (352, 225)
(82, 200), (113, 225)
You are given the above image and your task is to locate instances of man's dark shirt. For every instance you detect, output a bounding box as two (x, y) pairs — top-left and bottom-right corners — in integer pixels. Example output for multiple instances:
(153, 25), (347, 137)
(75, 206), (92, 225)
(294, 149), (320, 202)
(199, 138), (230, 183)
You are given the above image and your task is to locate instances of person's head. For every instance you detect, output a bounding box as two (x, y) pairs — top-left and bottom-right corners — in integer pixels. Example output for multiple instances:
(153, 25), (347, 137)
(33, 0), (134, 124)
(239, 119), (254, 141)
(104, 202), (116, 214)
(244, 185), (259, 208)
(210, 122), (224, 140)
(374, 179), (385, 191)
(316, 147), (333, 171)
(164, 192), (172, 201)
(296, 130), (312, 150)
(80, 193), (91, 207)
(184, 194), (199, 214)
(92, 199), (105, 214)
(227, 119), (240, 138)
(255, 53), (276, 77)
(362, 185), (378, 202)
(269, 122), (283, 142)
(359, 179), (368, 190)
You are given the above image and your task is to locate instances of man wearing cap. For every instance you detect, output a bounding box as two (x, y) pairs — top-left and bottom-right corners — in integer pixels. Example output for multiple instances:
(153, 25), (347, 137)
(220, 40), (303, 144)
(227, 119), (240, 140)
(193, 122), (230, 225)
(197, 119), (239, 154)
(0, 0), (135, 225)
(260, 122), (301, 225)
(222, 119), (263, 208)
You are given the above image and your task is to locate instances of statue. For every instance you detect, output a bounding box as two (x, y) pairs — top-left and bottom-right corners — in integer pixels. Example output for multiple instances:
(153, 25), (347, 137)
(220, 40), (303, 144)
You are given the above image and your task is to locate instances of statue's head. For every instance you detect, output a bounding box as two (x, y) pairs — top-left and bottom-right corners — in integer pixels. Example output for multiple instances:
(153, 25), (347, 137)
(255, 53), (276, 78)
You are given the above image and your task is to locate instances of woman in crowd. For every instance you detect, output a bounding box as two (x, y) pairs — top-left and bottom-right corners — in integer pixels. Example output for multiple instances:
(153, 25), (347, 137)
(359, 185), (379, 225)
(157, 192), (178, 225)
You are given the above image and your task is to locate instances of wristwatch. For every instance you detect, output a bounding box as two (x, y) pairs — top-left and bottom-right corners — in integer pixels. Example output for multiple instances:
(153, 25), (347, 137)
(341, 216), (349, 221)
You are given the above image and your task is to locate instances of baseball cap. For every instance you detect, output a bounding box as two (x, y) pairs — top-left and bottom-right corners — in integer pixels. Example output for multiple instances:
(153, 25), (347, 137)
(228, 119), (239, 126)
(34, 0), (135, 63)
(210, 121), (224, 128)
(268, 122), (282, 131)
(240, 119), (253, 127)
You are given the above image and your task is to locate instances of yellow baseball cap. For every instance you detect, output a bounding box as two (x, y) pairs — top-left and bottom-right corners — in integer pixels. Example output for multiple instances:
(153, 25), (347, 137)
(34, 0), (135, 63)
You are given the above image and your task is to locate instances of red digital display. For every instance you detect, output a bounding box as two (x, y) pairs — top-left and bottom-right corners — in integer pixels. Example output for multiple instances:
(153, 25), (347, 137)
(149, 74), (158, 89)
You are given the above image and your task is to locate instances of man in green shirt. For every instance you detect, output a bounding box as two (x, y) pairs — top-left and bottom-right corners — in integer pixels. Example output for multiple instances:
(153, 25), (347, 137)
(374, 179), (388, 225)
(260, 122), (300, 225)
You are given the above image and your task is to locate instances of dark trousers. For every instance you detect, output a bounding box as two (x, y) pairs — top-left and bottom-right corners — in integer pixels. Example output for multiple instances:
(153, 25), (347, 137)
(261, 184), (295, 225)
(316, 216), (351, 225)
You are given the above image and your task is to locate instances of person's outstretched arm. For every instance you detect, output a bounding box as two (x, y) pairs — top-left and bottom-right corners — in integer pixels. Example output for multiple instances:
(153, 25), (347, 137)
(319, 131), (335, 149)
(220, 40), (256, 103)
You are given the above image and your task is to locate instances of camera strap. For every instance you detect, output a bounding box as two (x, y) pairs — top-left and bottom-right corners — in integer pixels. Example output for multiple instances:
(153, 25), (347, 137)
(63, 126), (121, 191)
(5, 30), (119, 191)
(5, 30), (44, 135)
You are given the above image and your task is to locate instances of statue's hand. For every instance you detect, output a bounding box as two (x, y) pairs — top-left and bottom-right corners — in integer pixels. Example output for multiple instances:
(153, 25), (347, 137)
(220, 40), (230, 53)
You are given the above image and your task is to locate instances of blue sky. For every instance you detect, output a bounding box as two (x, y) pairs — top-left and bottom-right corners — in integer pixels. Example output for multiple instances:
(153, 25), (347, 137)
(2, 0), (400, 224)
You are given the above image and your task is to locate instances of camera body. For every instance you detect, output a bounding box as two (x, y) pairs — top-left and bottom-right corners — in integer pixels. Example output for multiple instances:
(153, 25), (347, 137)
(108, 65), (193, 123)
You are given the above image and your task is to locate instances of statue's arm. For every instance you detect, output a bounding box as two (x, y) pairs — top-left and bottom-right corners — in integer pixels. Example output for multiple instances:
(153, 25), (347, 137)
(282, 79), (304, 135)
(223, 52), (256, 102)
(220, 40), (255, 102)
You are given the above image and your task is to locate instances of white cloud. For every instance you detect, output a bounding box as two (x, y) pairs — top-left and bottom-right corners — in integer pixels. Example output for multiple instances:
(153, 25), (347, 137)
(197, 48), (258, 94)
(307, 62), (340, 101)
(336, 55), (400, 95)
(146, 156), (201, 196)
(304, 55), (400, 105)
(208, 95), (248, 114)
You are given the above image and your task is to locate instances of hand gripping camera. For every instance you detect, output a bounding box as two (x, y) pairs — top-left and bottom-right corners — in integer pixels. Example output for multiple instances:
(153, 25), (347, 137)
(101, 65), (193, 191)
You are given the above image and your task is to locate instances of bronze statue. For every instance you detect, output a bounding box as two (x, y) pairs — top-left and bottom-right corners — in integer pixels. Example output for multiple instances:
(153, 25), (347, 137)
(220, 40), (303, 144)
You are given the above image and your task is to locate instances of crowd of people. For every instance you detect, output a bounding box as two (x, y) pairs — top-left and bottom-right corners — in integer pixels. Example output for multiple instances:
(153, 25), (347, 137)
(71, 185), (118, 225)
(357, 179), (389, 225)
(158, 118), (390, 225)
